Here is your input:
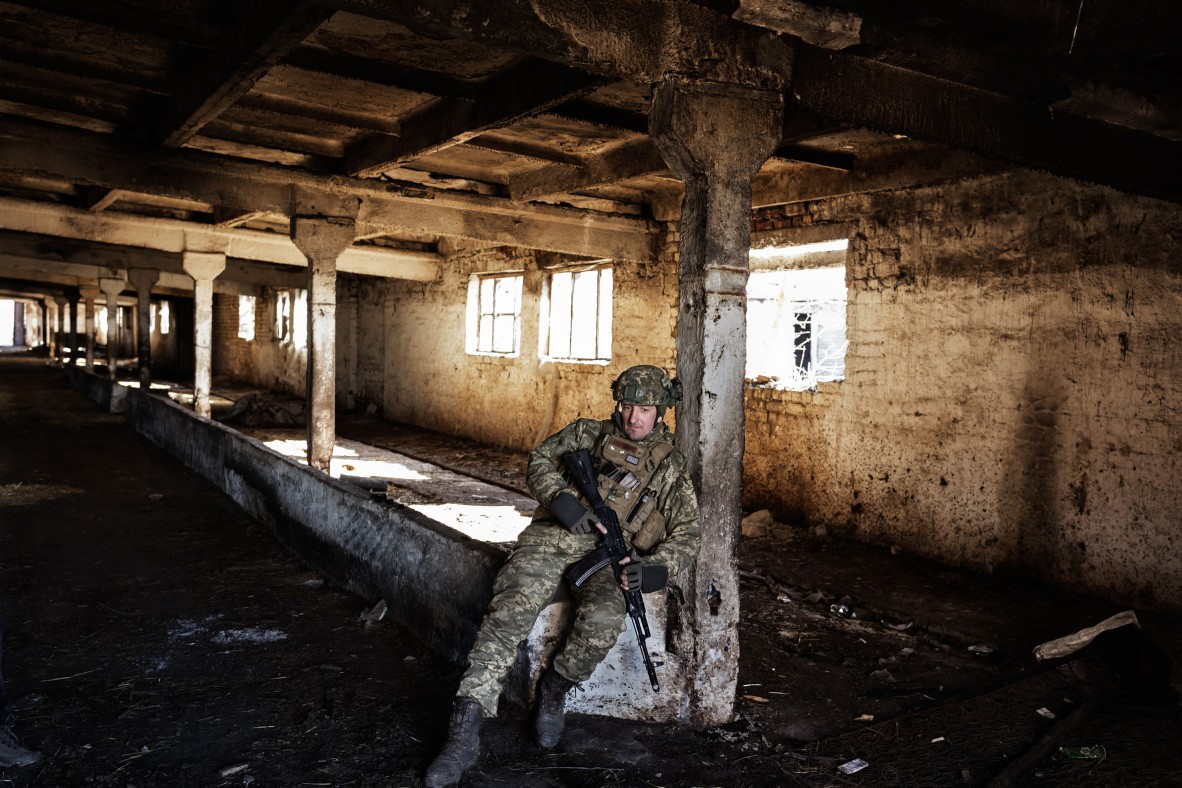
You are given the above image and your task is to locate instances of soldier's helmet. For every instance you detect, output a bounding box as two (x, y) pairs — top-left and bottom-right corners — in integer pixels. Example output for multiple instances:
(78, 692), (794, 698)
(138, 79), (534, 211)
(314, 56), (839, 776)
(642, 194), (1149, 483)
(611, 365), (682, 417)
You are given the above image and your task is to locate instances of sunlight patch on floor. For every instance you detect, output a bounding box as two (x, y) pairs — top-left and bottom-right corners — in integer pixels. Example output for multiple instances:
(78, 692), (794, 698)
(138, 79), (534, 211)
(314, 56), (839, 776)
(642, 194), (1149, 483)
(259, 433), (532, 544)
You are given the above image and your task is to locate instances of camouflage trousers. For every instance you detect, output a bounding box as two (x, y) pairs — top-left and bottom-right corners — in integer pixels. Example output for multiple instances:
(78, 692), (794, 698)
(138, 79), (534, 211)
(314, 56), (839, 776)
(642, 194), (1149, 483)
(458, 522), (626, 717)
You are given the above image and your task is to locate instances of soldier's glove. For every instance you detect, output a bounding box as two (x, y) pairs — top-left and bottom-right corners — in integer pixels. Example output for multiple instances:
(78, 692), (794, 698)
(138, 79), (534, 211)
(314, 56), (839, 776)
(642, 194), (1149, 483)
(550, 492), (599, 535)
(622, 562), (669, 593)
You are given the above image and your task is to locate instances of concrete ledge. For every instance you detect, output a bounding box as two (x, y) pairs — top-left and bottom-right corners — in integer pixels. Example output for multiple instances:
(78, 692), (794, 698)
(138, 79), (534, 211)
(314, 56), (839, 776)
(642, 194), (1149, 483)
(66, 365), (127, 413)
(114, 385), (687, 721)
(124, 385), (504, 663)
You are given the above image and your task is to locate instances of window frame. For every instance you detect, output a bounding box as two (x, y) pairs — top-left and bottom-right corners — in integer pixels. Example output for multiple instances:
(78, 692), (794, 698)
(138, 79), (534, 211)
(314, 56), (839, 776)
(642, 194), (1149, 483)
(541, 263), (613, 364)
(746, 240), (849, 391)
(466, 271), (524, 357)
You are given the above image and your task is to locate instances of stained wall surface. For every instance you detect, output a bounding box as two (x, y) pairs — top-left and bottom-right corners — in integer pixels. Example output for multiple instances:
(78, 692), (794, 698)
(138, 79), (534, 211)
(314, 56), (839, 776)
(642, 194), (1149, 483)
(342, 236), (681, 452)
(213, 290), (308, 396)
(745, 171), (1182, 610)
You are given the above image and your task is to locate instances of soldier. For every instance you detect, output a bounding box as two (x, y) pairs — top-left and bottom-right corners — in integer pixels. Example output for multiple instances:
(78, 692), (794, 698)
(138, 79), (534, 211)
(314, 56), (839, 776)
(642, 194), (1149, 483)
(0, 614), (41, 769)
(425, 364), (701, 787)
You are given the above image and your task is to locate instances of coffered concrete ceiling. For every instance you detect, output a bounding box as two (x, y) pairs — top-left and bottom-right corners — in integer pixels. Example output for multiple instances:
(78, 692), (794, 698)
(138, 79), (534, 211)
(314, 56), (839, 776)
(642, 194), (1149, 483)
(0, 0), (1177, 296)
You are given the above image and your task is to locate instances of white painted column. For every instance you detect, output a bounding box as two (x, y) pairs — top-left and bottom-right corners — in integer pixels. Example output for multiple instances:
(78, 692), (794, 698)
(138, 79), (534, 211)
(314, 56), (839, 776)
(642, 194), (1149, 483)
(98, 276), (127, 380)
(290, 198), (358, 471)
(81, 287), (98, 370)
(52, 295), (67, 363)
(127, 268), (160, 390)
(68, 291), (80, 366)
(650, 78), (782, 727)
(183, 252), (226, 418)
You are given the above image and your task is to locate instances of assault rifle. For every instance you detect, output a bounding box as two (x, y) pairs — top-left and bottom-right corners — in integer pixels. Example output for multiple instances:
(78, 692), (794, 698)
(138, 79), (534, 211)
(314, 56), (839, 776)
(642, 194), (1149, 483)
(561, 448), (661, 691)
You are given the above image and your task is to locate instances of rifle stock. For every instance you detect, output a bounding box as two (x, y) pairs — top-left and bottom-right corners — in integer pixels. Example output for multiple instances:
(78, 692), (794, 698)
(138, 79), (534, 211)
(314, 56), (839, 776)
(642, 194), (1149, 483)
(562, 448), (661, 691)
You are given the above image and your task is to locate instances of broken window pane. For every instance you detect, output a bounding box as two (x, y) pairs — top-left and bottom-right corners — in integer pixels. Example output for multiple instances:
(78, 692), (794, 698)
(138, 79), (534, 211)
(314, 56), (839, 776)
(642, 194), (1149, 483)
(747, 242), (848, 390)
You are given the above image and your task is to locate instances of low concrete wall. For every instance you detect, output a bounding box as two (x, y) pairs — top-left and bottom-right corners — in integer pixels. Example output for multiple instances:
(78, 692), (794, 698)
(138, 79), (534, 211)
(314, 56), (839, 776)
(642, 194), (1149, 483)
(111, 386), (685, 719)
(123, 385), (505, 663)
(66, 366), (127, 413)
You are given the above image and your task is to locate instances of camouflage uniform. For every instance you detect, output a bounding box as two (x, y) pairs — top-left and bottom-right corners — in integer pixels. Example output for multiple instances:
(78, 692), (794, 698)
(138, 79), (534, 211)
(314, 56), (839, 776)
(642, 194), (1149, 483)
(458, 412), (700, 717)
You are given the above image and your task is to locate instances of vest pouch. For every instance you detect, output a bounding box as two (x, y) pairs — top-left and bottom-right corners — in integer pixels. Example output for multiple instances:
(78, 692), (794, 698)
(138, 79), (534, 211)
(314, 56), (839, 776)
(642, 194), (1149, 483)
(621, 490), (658, 536)
(630, 507), (667, 554)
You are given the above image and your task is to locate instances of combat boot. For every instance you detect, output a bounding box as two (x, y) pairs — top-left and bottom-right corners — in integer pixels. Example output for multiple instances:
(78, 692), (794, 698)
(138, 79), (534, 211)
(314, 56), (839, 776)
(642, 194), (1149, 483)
(534, 667), (577, 748)
(0, 725), (41, 768)
(424, 697), (483, 788)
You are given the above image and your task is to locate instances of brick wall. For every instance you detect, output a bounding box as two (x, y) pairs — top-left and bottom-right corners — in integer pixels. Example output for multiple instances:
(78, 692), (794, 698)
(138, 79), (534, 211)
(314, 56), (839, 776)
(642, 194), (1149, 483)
(213, 289), (306, 395)
(212, 293), (249, 376)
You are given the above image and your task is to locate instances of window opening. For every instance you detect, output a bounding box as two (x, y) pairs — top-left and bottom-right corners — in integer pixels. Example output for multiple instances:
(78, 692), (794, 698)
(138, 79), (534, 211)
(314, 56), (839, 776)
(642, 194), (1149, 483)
(292, 289), (307, 349)
(0, 300), (13, 346)
(238, 295), (256, 341)
(158, 301), (171, 335)
(96, 307), (108, 345)
(544, 265), (612, 362)
(275, 291), (291, 343)
(466, 272), (522, 356)
(747, 240), (848, 390)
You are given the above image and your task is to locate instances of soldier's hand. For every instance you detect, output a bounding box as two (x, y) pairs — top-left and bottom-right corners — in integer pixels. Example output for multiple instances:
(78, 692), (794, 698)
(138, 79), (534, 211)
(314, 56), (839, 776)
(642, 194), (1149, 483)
(550, 492), (601, 535)
(620, 558), (669, 593)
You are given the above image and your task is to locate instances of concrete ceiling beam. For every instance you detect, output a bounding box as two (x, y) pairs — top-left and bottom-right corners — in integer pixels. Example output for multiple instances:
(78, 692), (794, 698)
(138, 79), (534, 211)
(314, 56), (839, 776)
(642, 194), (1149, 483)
(0, 198), (439, 281)
(0, 120), (655, 261)
(318, 0), (795, 88)
(158, 2), (334, 147)
(282, 47), (477, 100)
(345, 58), (605, 177)
(0, 232), (307, 290)
(791, 44), (1182, 204)
(0, 257), (264, 300)
(508, 138), (669, 202)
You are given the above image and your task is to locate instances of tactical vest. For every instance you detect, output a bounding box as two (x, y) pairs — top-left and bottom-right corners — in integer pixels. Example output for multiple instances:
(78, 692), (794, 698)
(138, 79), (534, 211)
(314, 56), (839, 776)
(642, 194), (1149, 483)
(590, 419), (674, 553)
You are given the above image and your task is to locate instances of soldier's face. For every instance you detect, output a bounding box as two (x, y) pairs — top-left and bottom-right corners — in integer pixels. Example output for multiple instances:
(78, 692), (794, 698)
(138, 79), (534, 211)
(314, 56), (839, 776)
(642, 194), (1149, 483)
(620, 403), (658, 440)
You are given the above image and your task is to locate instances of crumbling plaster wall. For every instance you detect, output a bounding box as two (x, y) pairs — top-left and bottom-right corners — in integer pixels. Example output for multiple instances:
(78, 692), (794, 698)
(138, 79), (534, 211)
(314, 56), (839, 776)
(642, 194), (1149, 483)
(745, 170), (1182, 610)
(213, 290), (306, 396)
(371, 234), (680, 453)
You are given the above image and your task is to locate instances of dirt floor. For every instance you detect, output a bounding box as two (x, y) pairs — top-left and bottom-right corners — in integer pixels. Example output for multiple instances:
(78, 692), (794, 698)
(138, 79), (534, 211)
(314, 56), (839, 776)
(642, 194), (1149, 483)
(2, 354), (1181, 787)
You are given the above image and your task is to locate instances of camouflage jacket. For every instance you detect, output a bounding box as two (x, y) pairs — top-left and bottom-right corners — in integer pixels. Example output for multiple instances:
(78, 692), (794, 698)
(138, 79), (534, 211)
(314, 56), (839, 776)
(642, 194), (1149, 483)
(527, 417), (701, 577)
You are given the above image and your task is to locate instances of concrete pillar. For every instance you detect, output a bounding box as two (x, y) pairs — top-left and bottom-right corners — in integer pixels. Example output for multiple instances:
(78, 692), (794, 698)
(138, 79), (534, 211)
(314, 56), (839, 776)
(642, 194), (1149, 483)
(81, 287), (99, 370)
(290, 195), (358, 471)
(650, 78), (782, 727)
(127, 268), (160, 390)
(68, 291), (80, 366)
(183, 252), (226, 419)
(98, 276), (126, 380)
(52, 295), (67, 363)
